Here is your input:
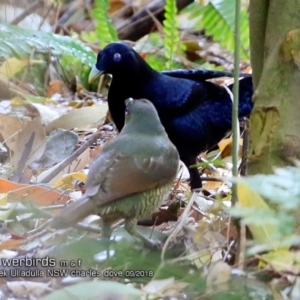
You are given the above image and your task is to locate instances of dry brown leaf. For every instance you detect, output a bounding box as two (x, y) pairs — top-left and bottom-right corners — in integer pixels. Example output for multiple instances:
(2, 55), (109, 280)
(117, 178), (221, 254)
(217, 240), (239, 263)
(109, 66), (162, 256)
(218, 137), (243, 158)
(0, 178), (69, 207)
(45, 105), (108, 134)
(0, 58), (40, 81)
(108, 0), (125, 14)
(0, 239), (25, 251)
(36, 147), (90, 184)
(0, 113), (25, 150)
(203, 179), (223, 190)
(11, 97), (40, 118)
(132, 0), (152, 9)
(46, 80), (64, 97)
(11, 116), (46, 168)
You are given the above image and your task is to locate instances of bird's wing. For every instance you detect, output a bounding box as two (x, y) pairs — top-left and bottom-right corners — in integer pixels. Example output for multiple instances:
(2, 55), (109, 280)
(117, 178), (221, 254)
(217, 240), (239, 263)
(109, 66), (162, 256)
(155, 77), (226, 117)
(162, 69), (252, 81)
(160, 74), (253, 117)
(228, 76), (253, 117)
(161, 69), (234, 81)
(85, 149), (177, 207)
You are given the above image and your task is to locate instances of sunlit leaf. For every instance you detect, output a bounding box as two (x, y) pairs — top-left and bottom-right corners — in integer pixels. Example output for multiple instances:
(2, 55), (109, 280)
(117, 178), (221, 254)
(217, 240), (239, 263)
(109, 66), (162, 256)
(235, 183), (278, 243)
(45, 104), (108, 134)
(0, 58), (41, 80)
(52, 172), (87, 190)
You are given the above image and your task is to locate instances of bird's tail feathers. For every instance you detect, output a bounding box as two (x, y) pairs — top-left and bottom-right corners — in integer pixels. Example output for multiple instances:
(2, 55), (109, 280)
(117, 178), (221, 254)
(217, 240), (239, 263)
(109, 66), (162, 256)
(50, 196), (95, 229)
(227, 76), (253, 117)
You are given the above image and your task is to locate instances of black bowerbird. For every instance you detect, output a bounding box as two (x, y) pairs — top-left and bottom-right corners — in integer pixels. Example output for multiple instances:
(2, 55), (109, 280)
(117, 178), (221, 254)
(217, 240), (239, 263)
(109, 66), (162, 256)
(89, 42), (253, 189)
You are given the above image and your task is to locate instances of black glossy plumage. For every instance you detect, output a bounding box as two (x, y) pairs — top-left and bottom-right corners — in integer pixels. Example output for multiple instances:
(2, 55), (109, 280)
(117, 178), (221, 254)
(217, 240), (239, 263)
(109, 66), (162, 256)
(90, 42), (253, 189)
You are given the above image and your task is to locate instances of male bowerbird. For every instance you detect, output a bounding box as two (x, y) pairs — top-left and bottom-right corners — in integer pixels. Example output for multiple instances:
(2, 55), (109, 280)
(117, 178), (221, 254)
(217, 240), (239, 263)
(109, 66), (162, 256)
(89, 42), (253, 189)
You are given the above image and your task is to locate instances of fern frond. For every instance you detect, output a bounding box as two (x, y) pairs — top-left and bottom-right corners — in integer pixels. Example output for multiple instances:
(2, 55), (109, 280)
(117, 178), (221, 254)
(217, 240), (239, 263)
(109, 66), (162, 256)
(93, 0), (118, 47)
(163, 0), (181, 69)
(187, 0), (250, 60)
(0, 23), (95, 66)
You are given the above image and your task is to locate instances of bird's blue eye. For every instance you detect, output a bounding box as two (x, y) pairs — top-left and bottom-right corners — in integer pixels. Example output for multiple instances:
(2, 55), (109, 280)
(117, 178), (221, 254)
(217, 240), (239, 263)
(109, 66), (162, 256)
(113, 53), (122, 63)
(125, 107), (129, 114)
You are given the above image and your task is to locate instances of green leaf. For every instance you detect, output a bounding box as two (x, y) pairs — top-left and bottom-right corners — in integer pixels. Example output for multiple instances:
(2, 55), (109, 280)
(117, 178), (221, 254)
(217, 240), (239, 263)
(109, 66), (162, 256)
(92, 0), (118, 47)
(231, 165), (300, 252)
(0, 23), (96, 67)
(163, 0), (183, 69)
(186, 0), (250, 60)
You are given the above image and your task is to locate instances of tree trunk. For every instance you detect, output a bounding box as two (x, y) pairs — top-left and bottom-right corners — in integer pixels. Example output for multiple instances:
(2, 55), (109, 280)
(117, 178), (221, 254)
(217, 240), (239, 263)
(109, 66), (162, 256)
(248, 0), (300, 175)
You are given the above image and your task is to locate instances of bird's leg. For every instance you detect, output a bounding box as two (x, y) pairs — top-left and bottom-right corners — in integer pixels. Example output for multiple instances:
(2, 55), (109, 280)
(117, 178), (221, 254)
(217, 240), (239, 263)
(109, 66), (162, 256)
(189, 167), (202, 190)
(125, 218), (161, 249)
(101, 220), (113, 239)
(101, 220), (113, 257)
(182, 155), (202, 190)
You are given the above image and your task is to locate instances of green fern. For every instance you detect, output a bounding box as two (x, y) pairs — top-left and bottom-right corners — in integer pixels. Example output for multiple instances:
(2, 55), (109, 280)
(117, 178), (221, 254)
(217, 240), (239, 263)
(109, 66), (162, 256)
(92, 0), (118, 47)
(0, 23), (96, 90)
(163, 0), (181, 69)
(0, 23), (95, 66)
(186, 0), (250, 60)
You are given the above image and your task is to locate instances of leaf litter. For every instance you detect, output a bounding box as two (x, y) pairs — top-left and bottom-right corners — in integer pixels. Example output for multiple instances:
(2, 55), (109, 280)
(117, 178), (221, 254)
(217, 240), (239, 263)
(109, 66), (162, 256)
(0, 1), (288, 299)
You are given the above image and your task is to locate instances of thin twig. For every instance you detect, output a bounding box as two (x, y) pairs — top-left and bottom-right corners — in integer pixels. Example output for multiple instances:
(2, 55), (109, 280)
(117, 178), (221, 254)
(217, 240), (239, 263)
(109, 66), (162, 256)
(161, 191), (198, 261)
(11, 0), (44, 25)
(0, 77), (30, 96)
(237, 223), (246, 270)
(38, 131), (102, 184)
(231, 0), (241, 205)
(28, 213), (102, 236)
(11, 132), (35, 183)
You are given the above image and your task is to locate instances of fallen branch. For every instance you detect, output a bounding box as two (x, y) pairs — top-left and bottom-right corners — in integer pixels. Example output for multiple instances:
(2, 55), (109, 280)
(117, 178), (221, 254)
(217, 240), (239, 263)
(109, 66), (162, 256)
(117, 0), (193, 41)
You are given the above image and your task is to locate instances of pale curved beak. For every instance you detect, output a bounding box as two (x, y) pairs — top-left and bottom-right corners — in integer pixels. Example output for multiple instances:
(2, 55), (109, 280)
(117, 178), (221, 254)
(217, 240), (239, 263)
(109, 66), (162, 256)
(125, 98), (134, 107)
(88, 65), (103, 83)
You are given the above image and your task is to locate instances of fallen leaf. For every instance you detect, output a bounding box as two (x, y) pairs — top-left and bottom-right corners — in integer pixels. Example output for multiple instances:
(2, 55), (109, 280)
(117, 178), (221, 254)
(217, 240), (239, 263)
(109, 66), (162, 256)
(52, 172), (87, 190)
(259, 250), (300, 274)
(0, 203), (16, 220)
(0, 178), (69, 207)
(11, 116), (46, 168)
(36, 147), (90, 184)
(31, 129), (78, 169)
(11, 97), (40, 117)
(218, 137), (243, 158)
(0, 58), (41, 81)
(46, 80), (64, 97)
(0, 113), (24, 150)
(0, 239), (25, 251)
(237, 183), (278, 244)
(45, 104), (108, 134)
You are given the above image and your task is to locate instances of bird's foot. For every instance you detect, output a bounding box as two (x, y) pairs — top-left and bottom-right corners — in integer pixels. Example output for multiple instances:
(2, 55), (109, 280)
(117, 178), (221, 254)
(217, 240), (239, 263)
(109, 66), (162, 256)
(125, 220), (164, 249)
